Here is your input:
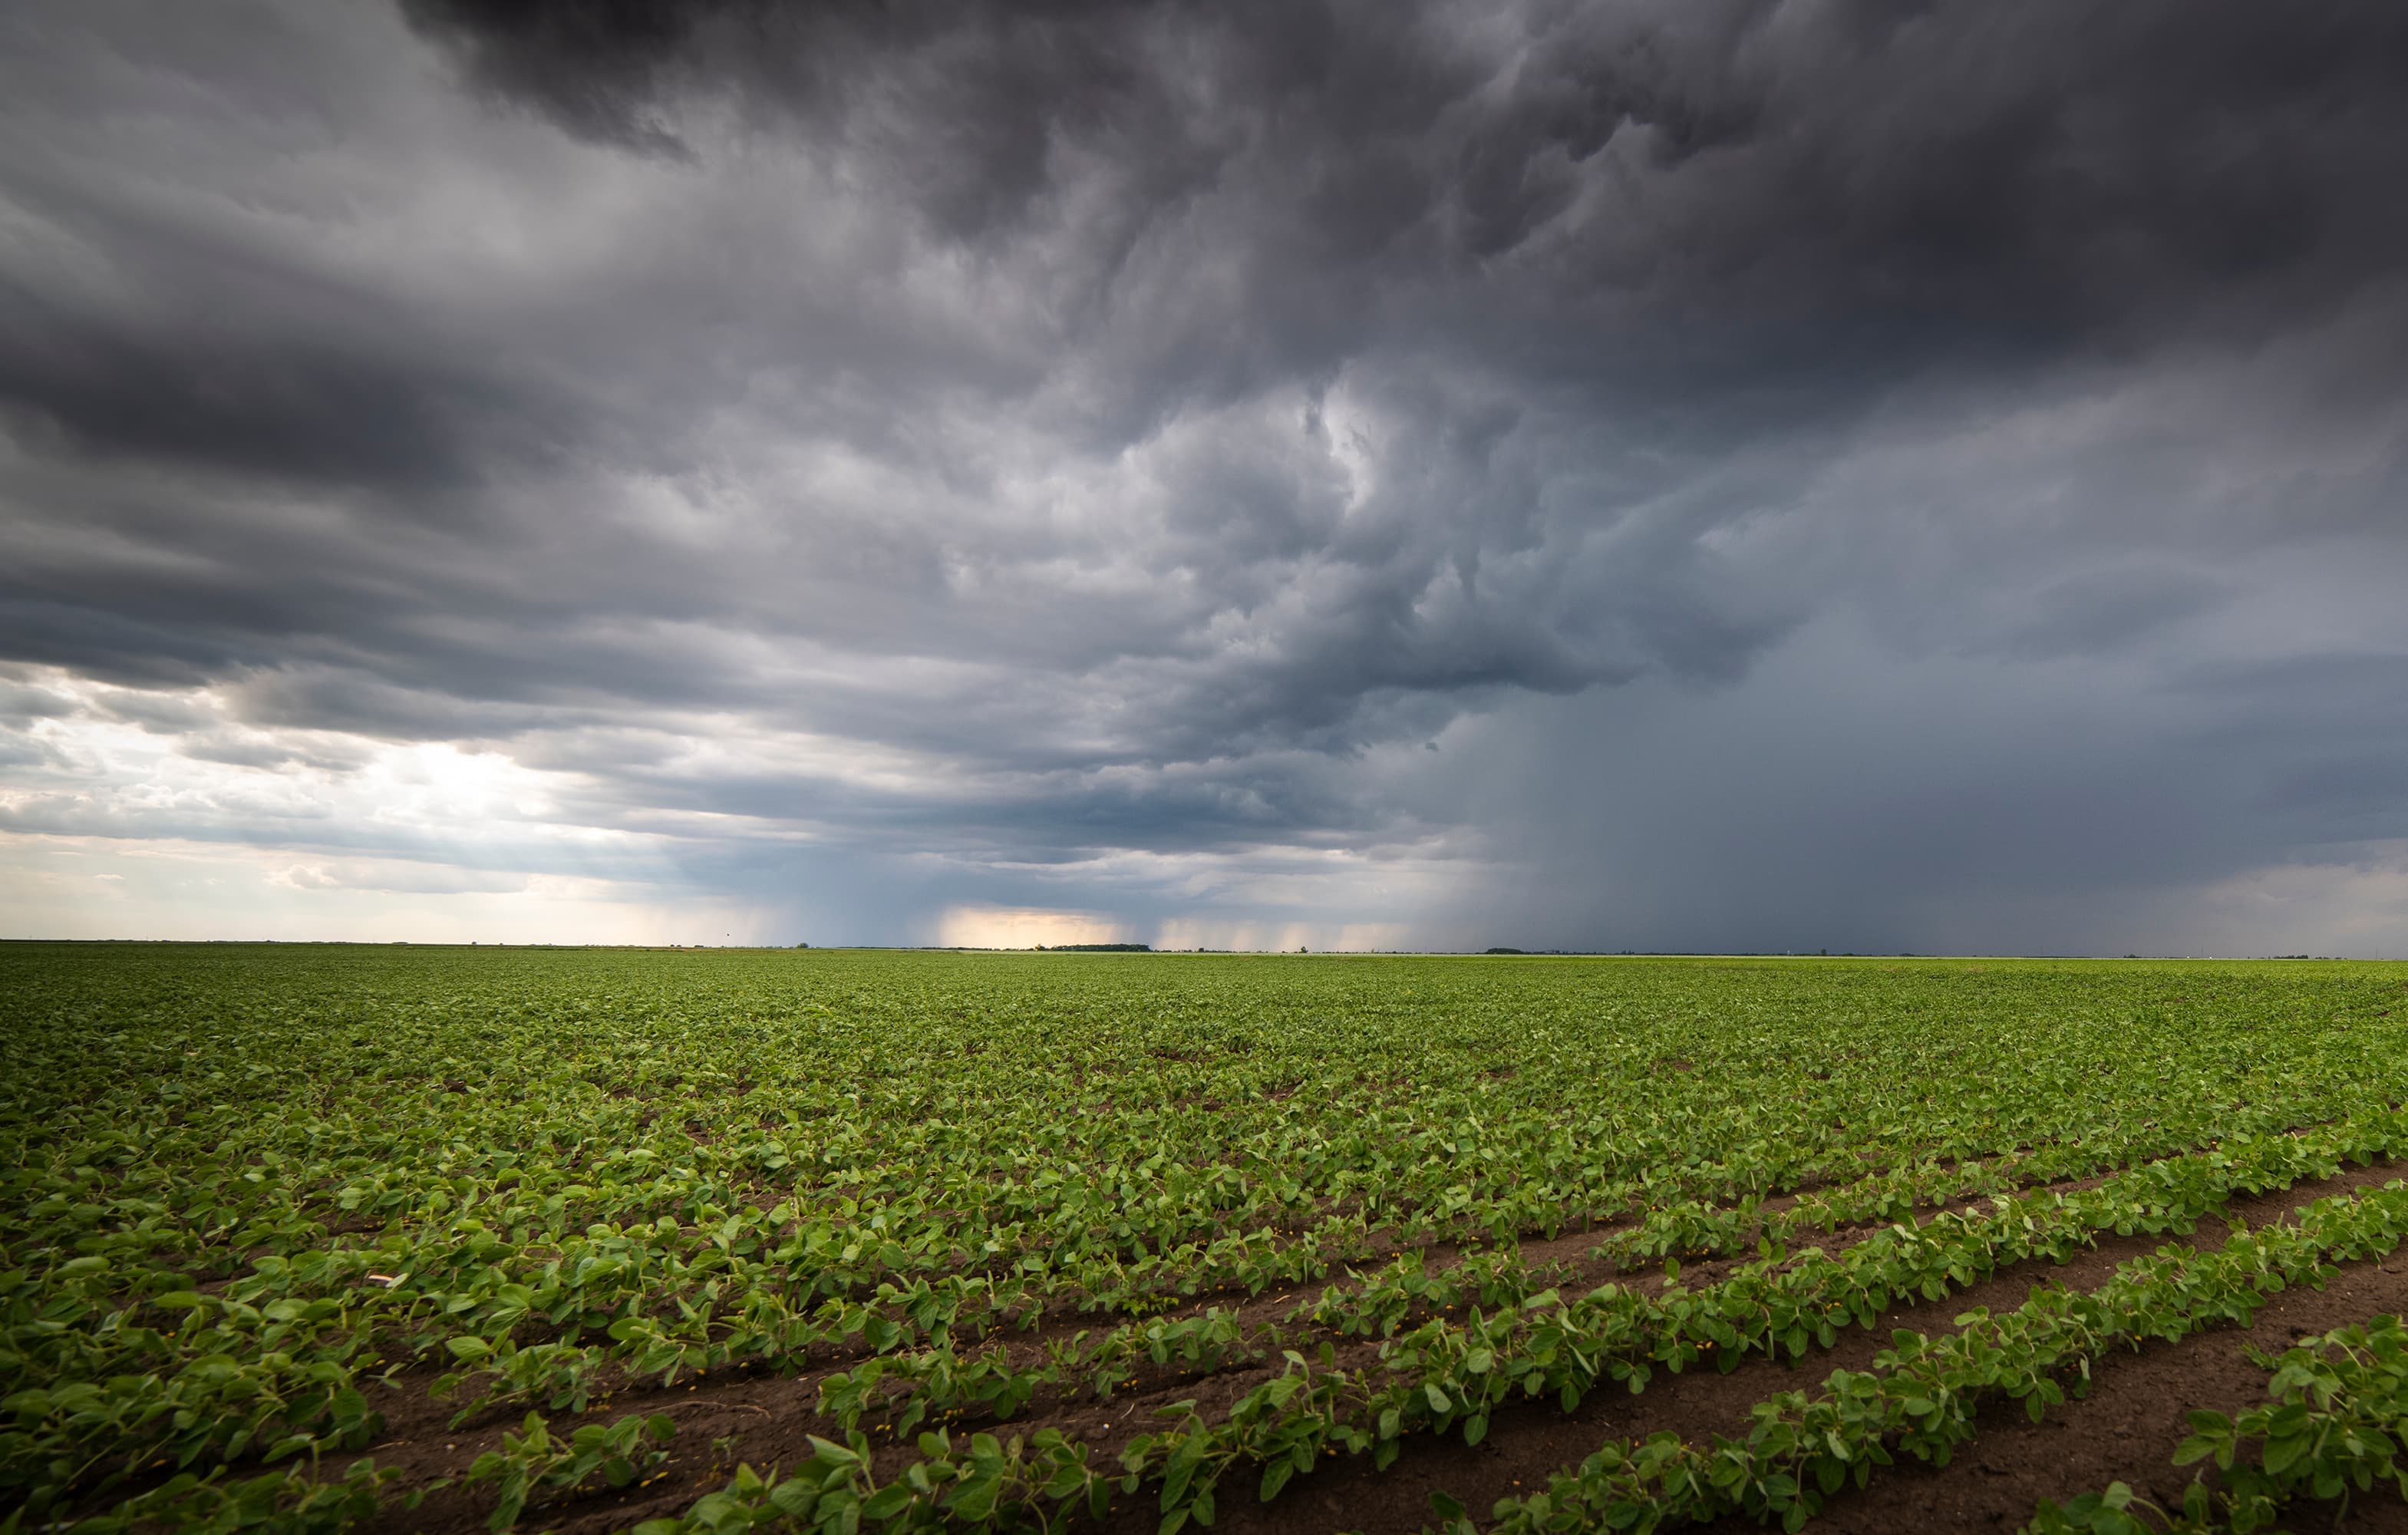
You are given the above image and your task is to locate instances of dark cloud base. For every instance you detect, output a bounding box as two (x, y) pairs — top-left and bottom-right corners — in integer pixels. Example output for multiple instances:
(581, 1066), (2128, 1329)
(2, 0), (2406, 948)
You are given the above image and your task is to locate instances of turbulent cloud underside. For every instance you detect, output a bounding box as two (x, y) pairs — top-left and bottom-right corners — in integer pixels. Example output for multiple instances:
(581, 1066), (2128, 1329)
(2, 0), (2406, 950)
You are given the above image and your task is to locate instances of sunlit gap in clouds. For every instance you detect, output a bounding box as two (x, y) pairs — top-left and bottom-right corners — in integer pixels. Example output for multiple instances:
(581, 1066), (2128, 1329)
(0, 668), (730, 942)
(929, 907), (1413, 951)
(932, 907), (1129, 949)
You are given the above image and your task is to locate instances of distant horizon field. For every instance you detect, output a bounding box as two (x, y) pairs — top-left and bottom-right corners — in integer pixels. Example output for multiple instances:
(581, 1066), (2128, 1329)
(9, 943), (2408, 1533)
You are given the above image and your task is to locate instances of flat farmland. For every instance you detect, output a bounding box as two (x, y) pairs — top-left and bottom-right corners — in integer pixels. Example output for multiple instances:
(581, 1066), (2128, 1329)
(9, 945), (2408, 1535)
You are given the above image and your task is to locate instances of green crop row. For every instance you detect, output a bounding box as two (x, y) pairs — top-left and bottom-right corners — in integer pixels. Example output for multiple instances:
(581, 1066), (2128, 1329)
(1461, 1180), (2408, 1535)
(777, 1105), (2408, 1513)
(616, 1106), (2408, 1535)
(2024, 1313), (2408, 1533)
(613, 1183), (2408, 1535)
(8, 946), (2408, 1530)
(0, 1459), (405, 1535)
(436, 1119), (2242, 1443)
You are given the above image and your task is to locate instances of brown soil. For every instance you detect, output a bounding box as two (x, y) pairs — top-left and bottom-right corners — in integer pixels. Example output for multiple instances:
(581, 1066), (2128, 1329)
(341, 1157), (2061, 1530)
(1687, 1248), (2408, 1534)
(1140, 1157), (2408, 1535)
(340, 1157), (2408, 1534)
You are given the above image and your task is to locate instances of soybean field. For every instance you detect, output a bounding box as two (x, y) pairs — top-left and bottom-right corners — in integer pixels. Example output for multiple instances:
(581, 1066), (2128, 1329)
(9, 943), (2408, 1535)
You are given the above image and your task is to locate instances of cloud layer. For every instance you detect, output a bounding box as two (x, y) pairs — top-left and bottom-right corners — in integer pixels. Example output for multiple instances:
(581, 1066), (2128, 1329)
(3, 0), (2406, 950)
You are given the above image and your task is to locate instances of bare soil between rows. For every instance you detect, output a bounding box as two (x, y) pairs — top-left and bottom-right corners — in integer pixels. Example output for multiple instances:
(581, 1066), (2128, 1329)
(1688, 1240), (2408, 1534)
(341, 1159), (2039, 1530)
(338, 1154), (2408, 1535)
(1195, 1156), (2408, 1535)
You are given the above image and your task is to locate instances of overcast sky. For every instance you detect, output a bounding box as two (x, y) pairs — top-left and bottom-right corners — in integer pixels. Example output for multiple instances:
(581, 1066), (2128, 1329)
(4, 0), (2406, 952)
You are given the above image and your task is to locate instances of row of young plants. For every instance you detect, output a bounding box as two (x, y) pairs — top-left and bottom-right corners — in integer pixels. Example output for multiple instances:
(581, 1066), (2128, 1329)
(16, 1091), (2220, 1395)
(373, 1097), (2293, 1393)
(381, 1099), (2393, 1479)
(65, 1157), (2397, 1535)
(1459, 1180), (2408, 1535)
(104, 1094), (2395, 1533)
(585, 1179), (2408, 1535)
(9, 946), (2406, 1527)
(4, 1199), (1433, 1520)
(15, 1457), (400, 1535)
(2024, 1312), (2408, 1533)
(0, 1405), (681, 1535)
(590, 1108), (2408, 1535)
(613, 1104), (2402, 1517)
(15, 1082), (2352, 1525)
(18, 952), (2395, 1349)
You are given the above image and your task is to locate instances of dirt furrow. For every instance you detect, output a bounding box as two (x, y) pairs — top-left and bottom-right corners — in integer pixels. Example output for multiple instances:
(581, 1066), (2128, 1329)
(1690, 1245), (2408, 1533)
(345, 1165), (2007, 1517)
(351, 1154), (2405, 1535)
(1196, 1156), (2408, 1535)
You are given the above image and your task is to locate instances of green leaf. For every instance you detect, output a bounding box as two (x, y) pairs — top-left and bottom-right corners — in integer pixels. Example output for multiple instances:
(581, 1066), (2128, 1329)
(861, 1483), (915, 1520)
(1258, 1460), (1295, 1502)
(2262, 1432), (2309, 1474)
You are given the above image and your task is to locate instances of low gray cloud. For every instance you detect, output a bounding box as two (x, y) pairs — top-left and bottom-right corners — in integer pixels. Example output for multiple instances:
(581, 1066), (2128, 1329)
(1, 0), (2405, 949)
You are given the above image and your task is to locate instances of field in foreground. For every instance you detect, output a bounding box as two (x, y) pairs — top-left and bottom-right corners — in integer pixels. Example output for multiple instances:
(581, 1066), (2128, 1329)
(9, 946), (2408, 1535)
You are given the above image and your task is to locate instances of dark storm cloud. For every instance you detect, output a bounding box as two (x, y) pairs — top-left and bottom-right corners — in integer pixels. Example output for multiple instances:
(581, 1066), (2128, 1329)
(402, 0), (2408, 358)
(1431, 624), (2408, 957)
(3, 0), (2407, 945)
(0, 266), (565, 490)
